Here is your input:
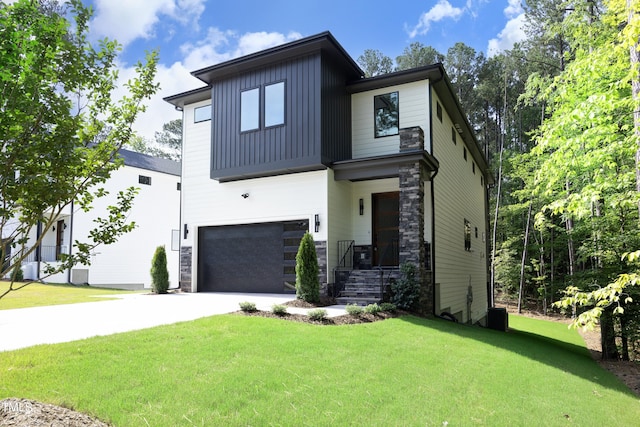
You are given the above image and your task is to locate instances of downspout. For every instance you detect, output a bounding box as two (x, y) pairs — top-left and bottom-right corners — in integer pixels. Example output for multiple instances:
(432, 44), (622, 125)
(485, 181), (492, 308)
(35, 221), (41, 280)
(66, 200), (74, 284)
(428, 74), (440, 317)
(174, 104), (184, 290)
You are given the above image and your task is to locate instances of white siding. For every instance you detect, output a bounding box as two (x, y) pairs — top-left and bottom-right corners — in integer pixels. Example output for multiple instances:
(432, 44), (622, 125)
(181, 100), (331, 290)
(70, 164), (181, 288)
(351, 81), (431, 159)
(431, 91), (488, 322)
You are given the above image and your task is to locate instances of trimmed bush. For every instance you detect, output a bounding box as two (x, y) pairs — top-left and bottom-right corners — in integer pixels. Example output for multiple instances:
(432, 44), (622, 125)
(239, 301), (257, 312)
(345, 303), (364, 316)
(380, 302), (397, 312)
(295, 231), (320, 303)
(272, 304), (288, 316)
(364, 303), (382, 315)
(390, 262), (420, 310)
(307, 308), (327, 321)
(11, 266), (23, 282)
(150, 245), (169, 294)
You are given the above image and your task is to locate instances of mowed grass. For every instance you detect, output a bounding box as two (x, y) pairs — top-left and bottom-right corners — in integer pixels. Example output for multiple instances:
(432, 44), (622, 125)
(0, 281), (140, 310)
(1, 314), (638, 426)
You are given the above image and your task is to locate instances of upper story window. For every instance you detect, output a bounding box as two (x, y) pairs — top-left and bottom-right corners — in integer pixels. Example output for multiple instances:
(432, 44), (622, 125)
(241, 82), (286, 132)
(139, 175), (151, 185)
(436, 102), (443, 122)
(265, 82), (285, 127)
(194, 104), (211, 123)
(240, 88), (259, 132)
(464, 219), (471, 251)
(451, 126), (457, 144)
(374, 92), (399, 138)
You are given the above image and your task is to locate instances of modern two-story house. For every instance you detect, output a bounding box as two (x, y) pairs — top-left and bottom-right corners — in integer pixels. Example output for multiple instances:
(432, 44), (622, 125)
(165, 32), (491, 323)
(9, 149), (181, 290)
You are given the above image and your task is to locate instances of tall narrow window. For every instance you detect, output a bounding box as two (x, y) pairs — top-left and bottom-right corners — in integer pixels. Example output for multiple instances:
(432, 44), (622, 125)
(464, 219), (471, 251)
(265, 82), (285, 127)
(374, 92), (399, 137)
(240, 88), (259, 132)
(194, 104), (211, 123)
(463, 147), (467, 161)
(436, 102), (443, 122)
(451, 126), (457, 144)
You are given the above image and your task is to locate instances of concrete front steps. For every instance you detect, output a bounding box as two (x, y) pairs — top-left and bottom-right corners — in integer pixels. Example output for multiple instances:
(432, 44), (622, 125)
(335, 269), (400, 306)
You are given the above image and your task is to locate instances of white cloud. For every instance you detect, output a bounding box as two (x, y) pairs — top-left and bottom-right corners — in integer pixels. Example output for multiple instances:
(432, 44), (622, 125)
(487, 3), (526, 57)
(407, 0), (464, 38)
(129, 30), (303, 140)
(90, 0), (206, 47)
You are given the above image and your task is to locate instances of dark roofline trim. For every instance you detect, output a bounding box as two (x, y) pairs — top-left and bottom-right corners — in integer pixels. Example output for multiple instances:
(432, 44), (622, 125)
(332, 150), (439, 182)
(117, 149), (181, 176)
(163, 85), (211, 109)
(191, 31), (363, 84)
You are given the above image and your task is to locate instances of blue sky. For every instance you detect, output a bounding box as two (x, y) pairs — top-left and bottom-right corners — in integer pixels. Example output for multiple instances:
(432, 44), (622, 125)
(81, 0), (526, 140)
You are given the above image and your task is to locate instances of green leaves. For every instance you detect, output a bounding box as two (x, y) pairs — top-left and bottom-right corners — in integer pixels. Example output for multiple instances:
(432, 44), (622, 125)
(0, 0), (159, 288)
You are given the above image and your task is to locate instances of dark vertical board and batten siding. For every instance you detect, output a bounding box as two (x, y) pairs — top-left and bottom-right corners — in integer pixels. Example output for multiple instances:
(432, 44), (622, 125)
(209, 52), (352, 182)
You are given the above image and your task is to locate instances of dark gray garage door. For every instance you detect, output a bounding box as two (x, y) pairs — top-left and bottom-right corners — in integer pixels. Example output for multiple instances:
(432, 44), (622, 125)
(197, 220), (307, 293)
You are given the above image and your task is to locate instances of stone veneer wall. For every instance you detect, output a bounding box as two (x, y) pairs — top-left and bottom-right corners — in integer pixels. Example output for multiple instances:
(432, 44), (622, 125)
(179, 246), (192, 292)
(314, 240), (328, 295)
(398, 127), (433, 316)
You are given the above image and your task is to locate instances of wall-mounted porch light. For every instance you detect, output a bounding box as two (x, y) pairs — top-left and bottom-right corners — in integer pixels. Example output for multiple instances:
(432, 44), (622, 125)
(314, 214), (320, 233)
(183, 223), (189, 239)
(359, 198), (364, 215)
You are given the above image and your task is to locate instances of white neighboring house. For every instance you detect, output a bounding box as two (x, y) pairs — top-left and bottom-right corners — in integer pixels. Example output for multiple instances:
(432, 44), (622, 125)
(15, 149), (181, 290)
(165, 32), (493, 324)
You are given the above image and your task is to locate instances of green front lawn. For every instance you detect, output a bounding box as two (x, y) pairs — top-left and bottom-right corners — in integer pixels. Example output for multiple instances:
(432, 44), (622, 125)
(0, 314), (637, 426)
(0, 282), (141, 310)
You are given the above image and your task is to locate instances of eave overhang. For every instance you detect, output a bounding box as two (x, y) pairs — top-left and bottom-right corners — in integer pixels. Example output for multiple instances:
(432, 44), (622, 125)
(332, 150), (439, 182)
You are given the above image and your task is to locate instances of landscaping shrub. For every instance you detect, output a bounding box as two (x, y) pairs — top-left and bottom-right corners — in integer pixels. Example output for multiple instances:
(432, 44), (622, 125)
(239, 302), (257, 312)
(272, 304), (288, 316)
(390, 262), (420, 310)
(11, 266), (23, 282)
(150, 245), (169, 294)
(295, 231), (320, 303)
(364, 303), (382, 315)
(380, 302), (397, 312)
(345, 303), (364, 316)
(307, 308), (327, 321)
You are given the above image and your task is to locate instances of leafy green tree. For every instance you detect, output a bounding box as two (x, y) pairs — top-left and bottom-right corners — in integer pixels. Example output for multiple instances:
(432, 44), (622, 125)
(150, 245), (169, 294)
(154, 119), (182, 161)
(295, 231), (320, 303)
(395, 42), (444, 70)
(356, 49), (393, 77)
(0, 0), (159, 299)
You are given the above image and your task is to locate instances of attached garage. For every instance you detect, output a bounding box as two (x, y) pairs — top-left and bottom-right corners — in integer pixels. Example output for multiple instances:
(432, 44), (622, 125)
(197, 220), (308, 293)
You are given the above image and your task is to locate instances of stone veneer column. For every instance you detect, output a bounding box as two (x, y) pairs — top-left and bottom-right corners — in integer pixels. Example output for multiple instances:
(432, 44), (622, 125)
(314, 240), (328, 295)
(179, 246), (192, 292)
(398, 127), (433, 316)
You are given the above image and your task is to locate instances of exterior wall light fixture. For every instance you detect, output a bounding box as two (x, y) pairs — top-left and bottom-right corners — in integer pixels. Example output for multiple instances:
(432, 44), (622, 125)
(314, 214), (320, 233)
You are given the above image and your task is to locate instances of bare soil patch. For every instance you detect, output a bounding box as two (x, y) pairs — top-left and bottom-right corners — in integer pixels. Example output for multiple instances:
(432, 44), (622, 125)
(0, 398), (110, 426)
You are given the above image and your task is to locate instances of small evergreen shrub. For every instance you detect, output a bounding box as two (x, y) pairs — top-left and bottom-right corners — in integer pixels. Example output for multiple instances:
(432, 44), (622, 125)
(390, 262), (421, 310)
(380, 302), (397, 312)
(364, 303), (382, 315)
(11, 266), (23, 282)
(150, 245), (169, 294)
(307, 308), (327, 321)
(239, 301), (257, 312)
(295, 231), (320, 303)
(272, 304), (288, 316)
(345, 303), (364, 316)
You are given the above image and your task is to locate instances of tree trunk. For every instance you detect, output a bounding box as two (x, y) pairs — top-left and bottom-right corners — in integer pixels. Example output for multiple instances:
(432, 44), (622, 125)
(517, 202), (532, 314)
(629, 0), (640, 218)
(600, 306), (620, 360)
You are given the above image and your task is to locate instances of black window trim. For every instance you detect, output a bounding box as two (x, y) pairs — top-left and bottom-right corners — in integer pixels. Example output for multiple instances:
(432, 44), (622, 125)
(373, 91), (400, 139)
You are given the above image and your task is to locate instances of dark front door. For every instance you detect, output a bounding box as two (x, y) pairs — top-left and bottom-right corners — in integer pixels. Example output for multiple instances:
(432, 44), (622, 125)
(372, 191), (399, 267)
(55, 219), (64, 260)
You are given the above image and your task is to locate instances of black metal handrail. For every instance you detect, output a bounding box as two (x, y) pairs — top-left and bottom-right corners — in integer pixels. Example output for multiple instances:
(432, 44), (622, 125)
(336, 240), (355, 269)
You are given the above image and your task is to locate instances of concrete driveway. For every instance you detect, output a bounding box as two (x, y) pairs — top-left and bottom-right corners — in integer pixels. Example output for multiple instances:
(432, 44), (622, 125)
(0, 292), (347, 352)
